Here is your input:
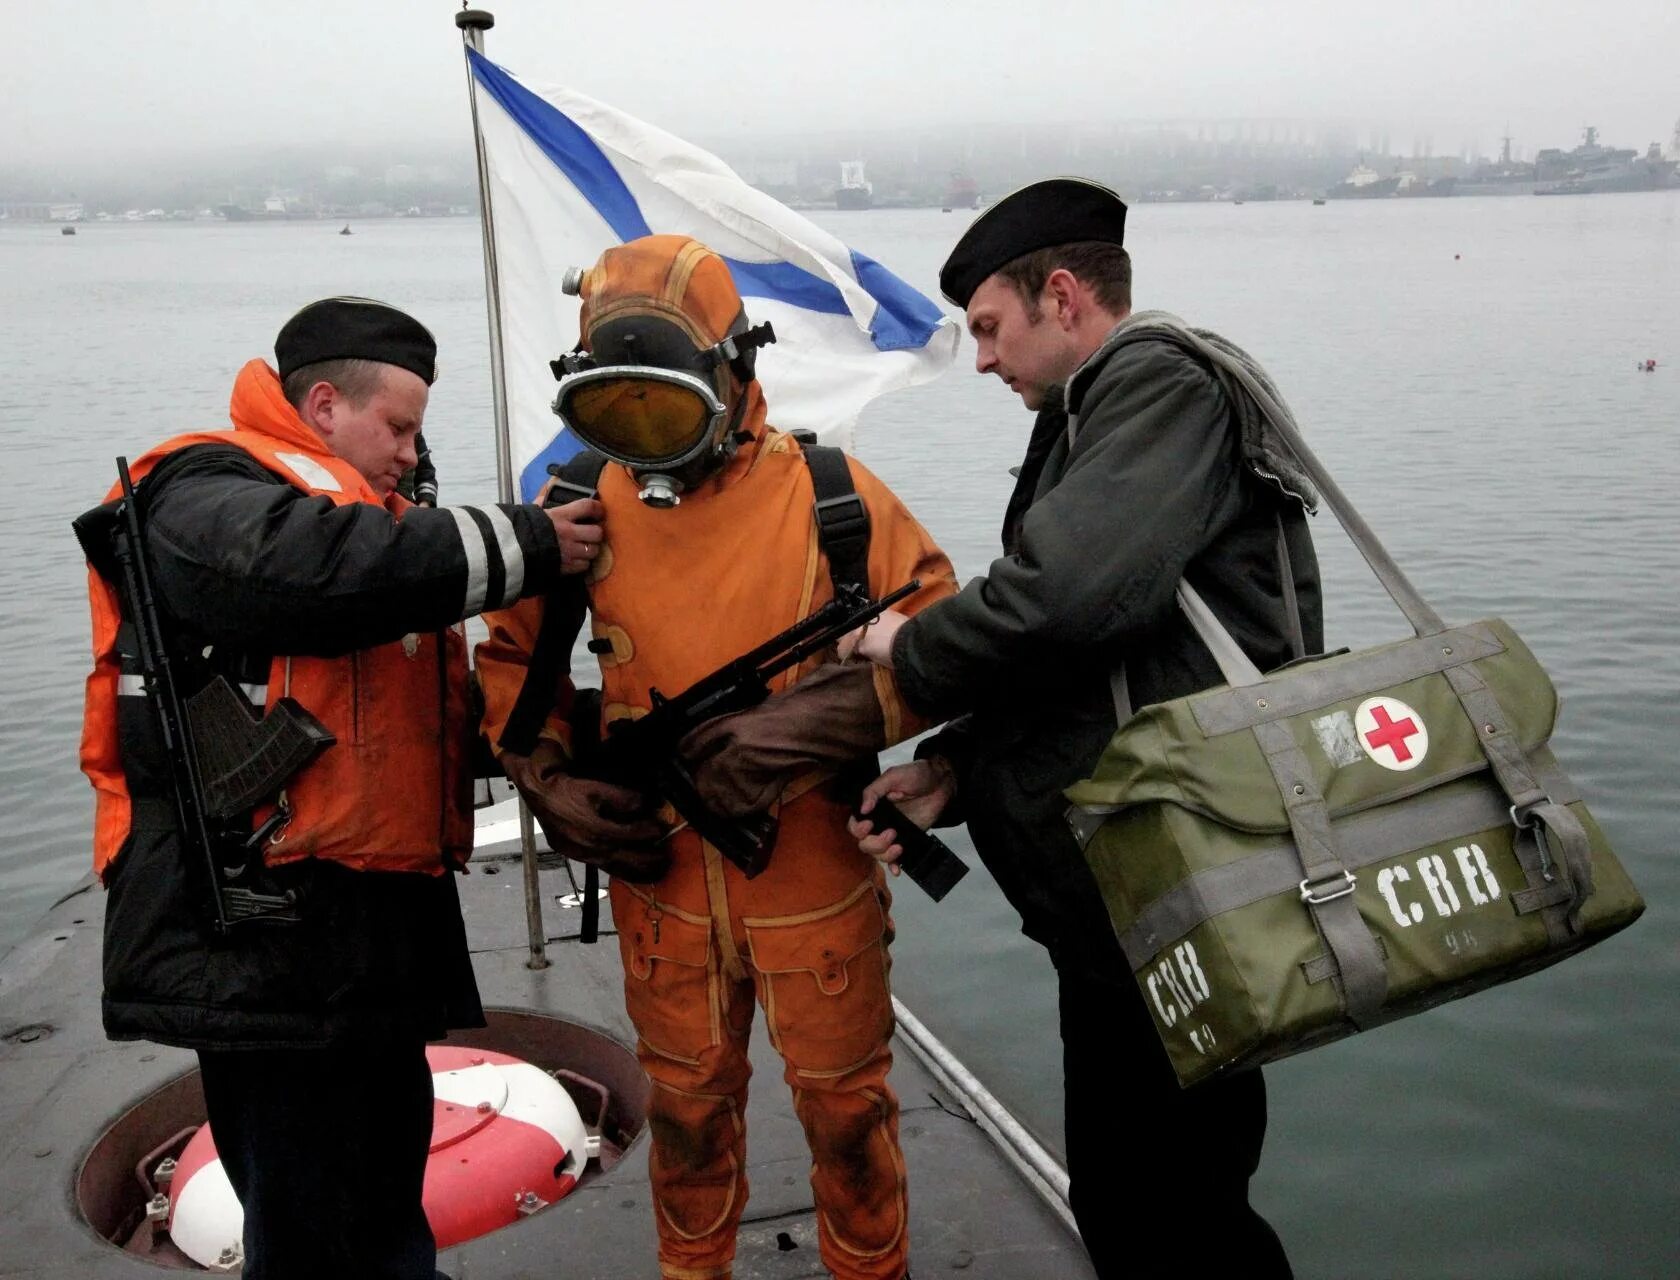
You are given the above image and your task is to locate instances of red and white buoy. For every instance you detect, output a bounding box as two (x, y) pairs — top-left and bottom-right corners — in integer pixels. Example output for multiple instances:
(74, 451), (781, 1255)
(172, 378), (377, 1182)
(167, 1046), (592, 1268)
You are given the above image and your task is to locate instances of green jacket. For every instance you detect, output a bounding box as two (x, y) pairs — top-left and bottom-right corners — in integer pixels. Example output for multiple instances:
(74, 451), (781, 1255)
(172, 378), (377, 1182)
(896, 326), (1323, 978)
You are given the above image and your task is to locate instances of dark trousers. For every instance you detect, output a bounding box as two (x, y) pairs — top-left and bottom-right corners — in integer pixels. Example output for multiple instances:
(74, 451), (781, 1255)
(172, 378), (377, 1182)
(196, 1036), (438, 1280)
(1057, 964), (1292, 1279)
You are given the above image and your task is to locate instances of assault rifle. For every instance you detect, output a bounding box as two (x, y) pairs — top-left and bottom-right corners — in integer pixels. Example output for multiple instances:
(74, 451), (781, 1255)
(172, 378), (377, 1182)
(109, 458), (334, 933)
(582, 580), (969, 902)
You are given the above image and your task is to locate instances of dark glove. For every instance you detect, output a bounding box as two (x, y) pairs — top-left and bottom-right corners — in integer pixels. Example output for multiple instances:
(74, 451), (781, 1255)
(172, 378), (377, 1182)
(679, 662), (886, 818)
(502, 739), (671, 882)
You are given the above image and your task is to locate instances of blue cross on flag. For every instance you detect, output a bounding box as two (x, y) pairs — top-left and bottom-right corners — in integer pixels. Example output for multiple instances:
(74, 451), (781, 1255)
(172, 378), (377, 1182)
(465, 49), (961, 502)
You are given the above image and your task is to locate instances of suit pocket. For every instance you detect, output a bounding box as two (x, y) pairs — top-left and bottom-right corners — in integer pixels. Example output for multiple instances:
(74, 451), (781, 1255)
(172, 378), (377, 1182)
(744, 881), (893, 1078)
(613, 886), (718, 1065)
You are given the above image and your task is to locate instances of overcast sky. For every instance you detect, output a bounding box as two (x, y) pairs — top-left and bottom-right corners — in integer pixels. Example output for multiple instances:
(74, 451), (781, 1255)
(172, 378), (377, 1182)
(8, 0), (1678, 166)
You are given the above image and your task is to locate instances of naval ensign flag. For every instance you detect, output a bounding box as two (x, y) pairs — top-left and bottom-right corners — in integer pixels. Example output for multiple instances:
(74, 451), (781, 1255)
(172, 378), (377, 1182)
(464, 48), (961, 502)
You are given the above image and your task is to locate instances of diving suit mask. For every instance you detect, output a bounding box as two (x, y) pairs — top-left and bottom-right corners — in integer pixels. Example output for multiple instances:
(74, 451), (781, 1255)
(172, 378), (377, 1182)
(549, 239), (775, 508)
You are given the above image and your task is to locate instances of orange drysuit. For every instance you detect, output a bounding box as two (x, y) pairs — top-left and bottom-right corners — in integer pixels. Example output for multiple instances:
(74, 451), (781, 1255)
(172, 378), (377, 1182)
(477, 238), (955, 1280)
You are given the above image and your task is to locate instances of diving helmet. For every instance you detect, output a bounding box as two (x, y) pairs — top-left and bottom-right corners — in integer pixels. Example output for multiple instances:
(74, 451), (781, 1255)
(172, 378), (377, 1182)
(550, 236), (775, 507)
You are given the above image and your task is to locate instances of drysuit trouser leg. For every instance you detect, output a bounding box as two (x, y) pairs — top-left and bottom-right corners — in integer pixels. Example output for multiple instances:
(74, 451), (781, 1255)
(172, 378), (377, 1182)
(784, 1060), (907, 1280)
(755, 885), (908, 1280)
(615, 870), (910, 1280)
(628, 957), (757, 1280)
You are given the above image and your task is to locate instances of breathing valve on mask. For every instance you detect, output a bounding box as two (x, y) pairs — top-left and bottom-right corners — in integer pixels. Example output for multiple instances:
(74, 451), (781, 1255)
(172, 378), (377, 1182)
(631, 473), (682, 509)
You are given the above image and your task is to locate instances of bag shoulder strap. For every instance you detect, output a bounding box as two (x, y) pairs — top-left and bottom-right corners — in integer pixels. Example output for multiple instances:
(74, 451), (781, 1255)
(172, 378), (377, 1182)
(798, 440), (871, 596)
(1109, 507), (1302, 719)
(1139, 320), (1445, 636)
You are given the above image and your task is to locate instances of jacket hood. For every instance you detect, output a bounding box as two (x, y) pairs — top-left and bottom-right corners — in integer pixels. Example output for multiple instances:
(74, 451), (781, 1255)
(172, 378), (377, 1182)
(1067, 310), (1320, 512)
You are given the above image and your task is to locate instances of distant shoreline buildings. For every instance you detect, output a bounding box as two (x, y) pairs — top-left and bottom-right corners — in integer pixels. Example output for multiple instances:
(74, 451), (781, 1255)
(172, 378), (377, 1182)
(1308, 126), (1678, 203)
(4, 118), (1676, 222)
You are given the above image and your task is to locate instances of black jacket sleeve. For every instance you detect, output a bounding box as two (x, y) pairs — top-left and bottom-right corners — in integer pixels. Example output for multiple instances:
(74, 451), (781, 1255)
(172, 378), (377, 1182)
(912, 715), (974, 829)
(893, 340), (1244, 721)
(139, 444), (563, 657)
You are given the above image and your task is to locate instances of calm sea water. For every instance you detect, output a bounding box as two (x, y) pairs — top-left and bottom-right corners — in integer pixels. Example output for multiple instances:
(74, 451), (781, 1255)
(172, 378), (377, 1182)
(2, 196), (1676, 1277)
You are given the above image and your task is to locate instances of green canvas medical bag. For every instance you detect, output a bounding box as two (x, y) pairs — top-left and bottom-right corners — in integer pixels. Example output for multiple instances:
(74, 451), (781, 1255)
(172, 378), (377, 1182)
(1065, 329), (1644, 1089)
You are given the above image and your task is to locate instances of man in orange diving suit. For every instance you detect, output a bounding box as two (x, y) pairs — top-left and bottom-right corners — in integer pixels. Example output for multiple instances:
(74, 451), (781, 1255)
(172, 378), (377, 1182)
(476, 234), (956, 1280)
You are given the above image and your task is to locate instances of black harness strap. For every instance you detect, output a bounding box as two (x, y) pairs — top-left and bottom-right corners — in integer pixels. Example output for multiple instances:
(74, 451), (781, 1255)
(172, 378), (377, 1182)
(797, 439), (871, 595)
(579, 858), (600, 945)
(797, 436), (898, 814)
(497, 450), (609, 945)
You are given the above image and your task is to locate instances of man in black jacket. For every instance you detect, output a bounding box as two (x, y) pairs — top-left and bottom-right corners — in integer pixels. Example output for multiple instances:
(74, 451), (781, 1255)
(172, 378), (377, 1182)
(74, 297), (604, 1280)
(849, 179), (1315, 1276)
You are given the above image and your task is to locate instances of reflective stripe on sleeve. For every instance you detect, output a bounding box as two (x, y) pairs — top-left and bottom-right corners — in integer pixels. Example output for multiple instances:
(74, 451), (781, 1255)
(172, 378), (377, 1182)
(118, 674), (147, 696)
(448, 506), (491, 616)
(483, 506), (526, 607)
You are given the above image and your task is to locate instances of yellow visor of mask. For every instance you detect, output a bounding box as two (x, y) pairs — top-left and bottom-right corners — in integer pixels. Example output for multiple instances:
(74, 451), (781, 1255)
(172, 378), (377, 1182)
(553, 366), (727, 467)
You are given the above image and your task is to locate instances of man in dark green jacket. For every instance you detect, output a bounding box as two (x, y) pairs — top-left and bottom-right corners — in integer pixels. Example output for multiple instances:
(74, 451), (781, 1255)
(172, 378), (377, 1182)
(850, 178), (1317, 1277)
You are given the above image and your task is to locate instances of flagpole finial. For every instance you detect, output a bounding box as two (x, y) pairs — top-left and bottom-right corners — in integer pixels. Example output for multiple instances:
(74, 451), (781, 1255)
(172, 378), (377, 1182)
(455, 8), (494, 32)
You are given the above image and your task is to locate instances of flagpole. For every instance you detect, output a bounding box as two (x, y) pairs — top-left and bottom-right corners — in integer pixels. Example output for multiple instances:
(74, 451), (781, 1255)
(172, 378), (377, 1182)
(457, 4), (549, 972)
(455, 7), (513, 504)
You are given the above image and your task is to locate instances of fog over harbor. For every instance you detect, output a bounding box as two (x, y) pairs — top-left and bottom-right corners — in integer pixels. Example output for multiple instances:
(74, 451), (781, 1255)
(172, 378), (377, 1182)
(5, 0), (1678, 213)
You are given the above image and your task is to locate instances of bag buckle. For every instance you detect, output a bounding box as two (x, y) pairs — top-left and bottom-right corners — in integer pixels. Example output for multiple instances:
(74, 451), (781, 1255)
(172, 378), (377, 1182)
(1299, 870), (1356, 905)
(813, 492), (869, 540)
(1510, 802), (1555, 880)
(1064, 804), (1114, 853)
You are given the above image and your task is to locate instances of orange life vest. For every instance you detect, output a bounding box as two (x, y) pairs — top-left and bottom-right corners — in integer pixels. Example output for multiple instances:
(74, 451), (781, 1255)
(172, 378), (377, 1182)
(81, 359), (473, 881)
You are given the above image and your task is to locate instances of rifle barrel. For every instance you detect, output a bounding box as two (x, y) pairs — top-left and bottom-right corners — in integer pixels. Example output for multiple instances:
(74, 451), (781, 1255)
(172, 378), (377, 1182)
(750, 579), (920, 683)
(115, 457), (232, 936)
(641, 579), (922, 730)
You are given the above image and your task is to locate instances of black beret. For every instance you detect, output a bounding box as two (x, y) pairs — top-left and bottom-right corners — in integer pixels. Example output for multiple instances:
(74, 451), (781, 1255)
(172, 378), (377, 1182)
(275, 296), (437, 386)
(938, 177), (1128, 308)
